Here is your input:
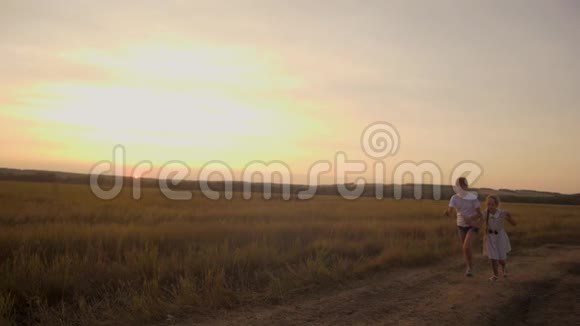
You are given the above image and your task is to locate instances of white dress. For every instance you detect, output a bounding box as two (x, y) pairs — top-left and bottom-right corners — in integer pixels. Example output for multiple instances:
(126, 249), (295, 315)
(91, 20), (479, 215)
(483, 209), (512, 260)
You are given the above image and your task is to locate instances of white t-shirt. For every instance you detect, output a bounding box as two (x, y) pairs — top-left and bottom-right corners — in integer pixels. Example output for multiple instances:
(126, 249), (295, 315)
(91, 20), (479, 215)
(449, 195), (481, 227)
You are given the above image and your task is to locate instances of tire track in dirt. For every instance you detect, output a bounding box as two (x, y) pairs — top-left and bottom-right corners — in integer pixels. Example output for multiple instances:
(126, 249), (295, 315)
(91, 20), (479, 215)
(176, 244), (580, 326)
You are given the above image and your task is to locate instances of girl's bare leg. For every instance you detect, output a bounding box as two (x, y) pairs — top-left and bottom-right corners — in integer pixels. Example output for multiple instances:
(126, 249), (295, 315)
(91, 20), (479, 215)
(491, 259), (499, 277)
(499, 260), (507, 276)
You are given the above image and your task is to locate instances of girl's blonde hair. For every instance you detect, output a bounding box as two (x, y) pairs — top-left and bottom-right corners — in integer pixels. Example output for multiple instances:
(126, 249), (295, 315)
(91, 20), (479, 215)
(486, 194), (501, 206)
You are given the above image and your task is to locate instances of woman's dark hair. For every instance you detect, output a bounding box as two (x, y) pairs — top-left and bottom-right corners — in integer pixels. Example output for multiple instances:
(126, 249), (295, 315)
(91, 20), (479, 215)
(457, 177), (468, 189)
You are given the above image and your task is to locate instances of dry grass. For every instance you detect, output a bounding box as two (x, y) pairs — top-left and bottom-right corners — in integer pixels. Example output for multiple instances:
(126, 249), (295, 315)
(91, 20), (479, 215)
(0, 181), (579, 325)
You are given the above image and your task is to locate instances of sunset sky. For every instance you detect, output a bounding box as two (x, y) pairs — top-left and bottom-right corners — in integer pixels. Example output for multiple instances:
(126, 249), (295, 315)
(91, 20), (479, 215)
(1, 0), (579, 193)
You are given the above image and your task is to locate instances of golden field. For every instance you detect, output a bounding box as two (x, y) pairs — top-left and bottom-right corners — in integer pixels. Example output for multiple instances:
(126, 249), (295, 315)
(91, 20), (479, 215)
(0, 181), (579, 325)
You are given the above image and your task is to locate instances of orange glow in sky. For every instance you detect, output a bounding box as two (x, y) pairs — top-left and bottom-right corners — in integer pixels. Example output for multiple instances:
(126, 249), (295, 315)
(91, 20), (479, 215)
(1, 1), (579, 193)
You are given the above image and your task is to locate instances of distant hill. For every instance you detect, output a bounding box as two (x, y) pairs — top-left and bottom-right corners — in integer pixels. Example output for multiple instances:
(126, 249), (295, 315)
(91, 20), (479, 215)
(1, 167), (579, 205)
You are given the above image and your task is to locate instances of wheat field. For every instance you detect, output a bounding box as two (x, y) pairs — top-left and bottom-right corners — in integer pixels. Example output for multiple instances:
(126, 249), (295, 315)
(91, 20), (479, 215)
(0, 181), (579, 325)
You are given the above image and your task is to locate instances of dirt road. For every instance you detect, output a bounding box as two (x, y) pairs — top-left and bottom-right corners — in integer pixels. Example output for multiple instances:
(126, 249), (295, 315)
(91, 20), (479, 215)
(179, 244), (580, 325)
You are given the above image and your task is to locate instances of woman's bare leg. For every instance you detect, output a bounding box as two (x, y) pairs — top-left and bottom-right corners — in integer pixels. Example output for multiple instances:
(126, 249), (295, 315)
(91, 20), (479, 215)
(462, 230), (477, 274)
(457, 229), (468, 273)
(458, 228), (467, 245)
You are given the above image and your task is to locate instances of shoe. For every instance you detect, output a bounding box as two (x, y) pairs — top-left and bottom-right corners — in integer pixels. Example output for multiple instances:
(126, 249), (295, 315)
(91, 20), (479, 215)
(465, 269), (473, 277)
(489, 275), (498, 281)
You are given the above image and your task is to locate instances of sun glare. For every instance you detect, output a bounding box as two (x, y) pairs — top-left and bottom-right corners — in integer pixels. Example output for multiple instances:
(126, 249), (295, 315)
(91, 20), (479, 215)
(5, 43), (322, 165)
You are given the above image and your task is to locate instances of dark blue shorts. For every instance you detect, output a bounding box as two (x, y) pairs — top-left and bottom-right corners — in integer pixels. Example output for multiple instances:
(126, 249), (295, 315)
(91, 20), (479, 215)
(457, 226), (479, 237)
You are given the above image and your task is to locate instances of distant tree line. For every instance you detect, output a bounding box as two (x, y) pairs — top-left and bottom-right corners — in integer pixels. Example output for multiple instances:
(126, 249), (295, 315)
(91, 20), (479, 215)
(1, 168), (578, 205)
